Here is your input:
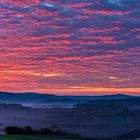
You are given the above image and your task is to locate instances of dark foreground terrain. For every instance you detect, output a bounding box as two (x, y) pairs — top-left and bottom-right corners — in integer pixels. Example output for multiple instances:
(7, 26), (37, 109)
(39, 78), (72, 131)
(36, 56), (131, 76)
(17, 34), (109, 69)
(0, 97), (140, 139)
(0, 135), (81, 140)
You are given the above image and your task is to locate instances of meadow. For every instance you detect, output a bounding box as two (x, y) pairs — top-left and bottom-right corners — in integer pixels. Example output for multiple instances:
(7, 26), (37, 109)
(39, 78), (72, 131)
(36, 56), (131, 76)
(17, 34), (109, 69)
(0, 135), (81, 140)
(0, 97), (139, 139)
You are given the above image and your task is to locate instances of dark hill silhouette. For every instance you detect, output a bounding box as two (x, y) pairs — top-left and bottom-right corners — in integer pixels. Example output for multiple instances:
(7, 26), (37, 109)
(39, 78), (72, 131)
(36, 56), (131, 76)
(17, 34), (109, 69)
(0, 91), (139, 108)
(115, 127), (140, 139)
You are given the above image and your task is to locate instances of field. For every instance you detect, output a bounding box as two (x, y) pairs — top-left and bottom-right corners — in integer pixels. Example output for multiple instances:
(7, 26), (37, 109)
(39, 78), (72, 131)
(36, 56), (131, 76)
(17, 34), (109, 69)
(0, 98), (139, 139)
(0, 135), (81, 140)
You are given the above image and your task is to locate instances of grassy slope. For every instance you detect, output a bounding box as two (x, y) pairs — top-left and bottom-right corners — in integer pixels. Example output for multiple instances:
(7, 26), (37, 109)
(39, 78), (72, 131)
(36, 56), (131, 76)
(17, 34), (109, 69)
(0, 135), (81, 140)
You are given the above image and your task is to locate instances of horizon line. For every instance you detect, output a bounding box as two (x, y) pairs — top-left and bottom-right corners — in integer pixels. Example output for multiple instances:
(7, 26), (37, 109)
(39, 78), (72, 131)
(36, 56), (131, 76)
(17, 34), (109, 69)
(0, 91), (139, 97)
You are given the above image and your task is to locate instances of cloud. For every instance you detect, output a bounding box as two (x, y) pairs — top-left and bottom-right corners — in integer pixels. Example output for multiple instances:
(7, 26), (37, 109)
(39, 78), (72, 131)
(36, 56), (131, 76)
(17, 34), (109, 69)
(0, 0), (139, 95)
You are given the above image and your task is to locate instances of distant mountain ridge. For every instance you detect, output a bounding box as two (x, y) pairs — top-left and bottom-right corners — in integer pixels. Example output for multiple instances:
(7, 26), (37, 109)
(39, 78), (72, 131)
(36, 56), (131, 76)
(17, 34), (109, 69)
(0, 92), (139, 108)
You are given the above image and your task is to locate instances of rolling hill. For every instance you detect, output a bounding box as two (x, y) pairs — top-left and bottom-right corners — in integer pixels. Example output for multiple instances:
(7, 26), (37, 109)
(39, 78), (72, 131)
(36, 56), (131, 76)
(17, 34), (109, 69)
(0, 92), (139, 108)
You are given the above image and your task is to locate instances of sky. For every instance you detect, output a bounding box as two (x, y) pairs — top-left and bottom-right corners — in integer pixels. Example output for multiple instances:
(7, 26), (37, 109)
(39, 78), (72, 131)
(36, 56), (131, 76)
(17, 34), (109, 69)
(0, 0), (139, 95)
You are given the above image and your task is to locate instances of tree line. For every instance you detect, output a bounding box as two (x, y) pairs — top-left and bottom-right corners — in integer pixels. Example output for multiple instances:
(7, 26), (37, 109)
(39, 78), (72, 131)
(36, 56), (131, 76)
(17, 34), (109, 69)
(0, 103), (23, 108)
(5, 126), (80, 138)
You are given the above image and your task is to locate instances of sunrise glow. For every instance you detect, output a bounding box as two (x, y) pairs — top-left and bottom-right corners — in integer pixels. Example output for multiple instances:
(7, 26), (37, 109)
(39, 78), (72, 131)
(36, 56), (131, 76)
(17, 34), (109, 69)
(0, 0), (139, 95)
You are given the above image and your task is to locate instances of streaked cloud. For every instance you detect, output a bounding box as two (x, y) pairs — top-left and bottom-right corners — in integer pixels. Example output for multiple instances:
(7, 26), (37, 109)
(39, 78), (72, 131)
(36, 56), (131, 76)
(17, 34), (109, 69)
(0, 0), (139, 95)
